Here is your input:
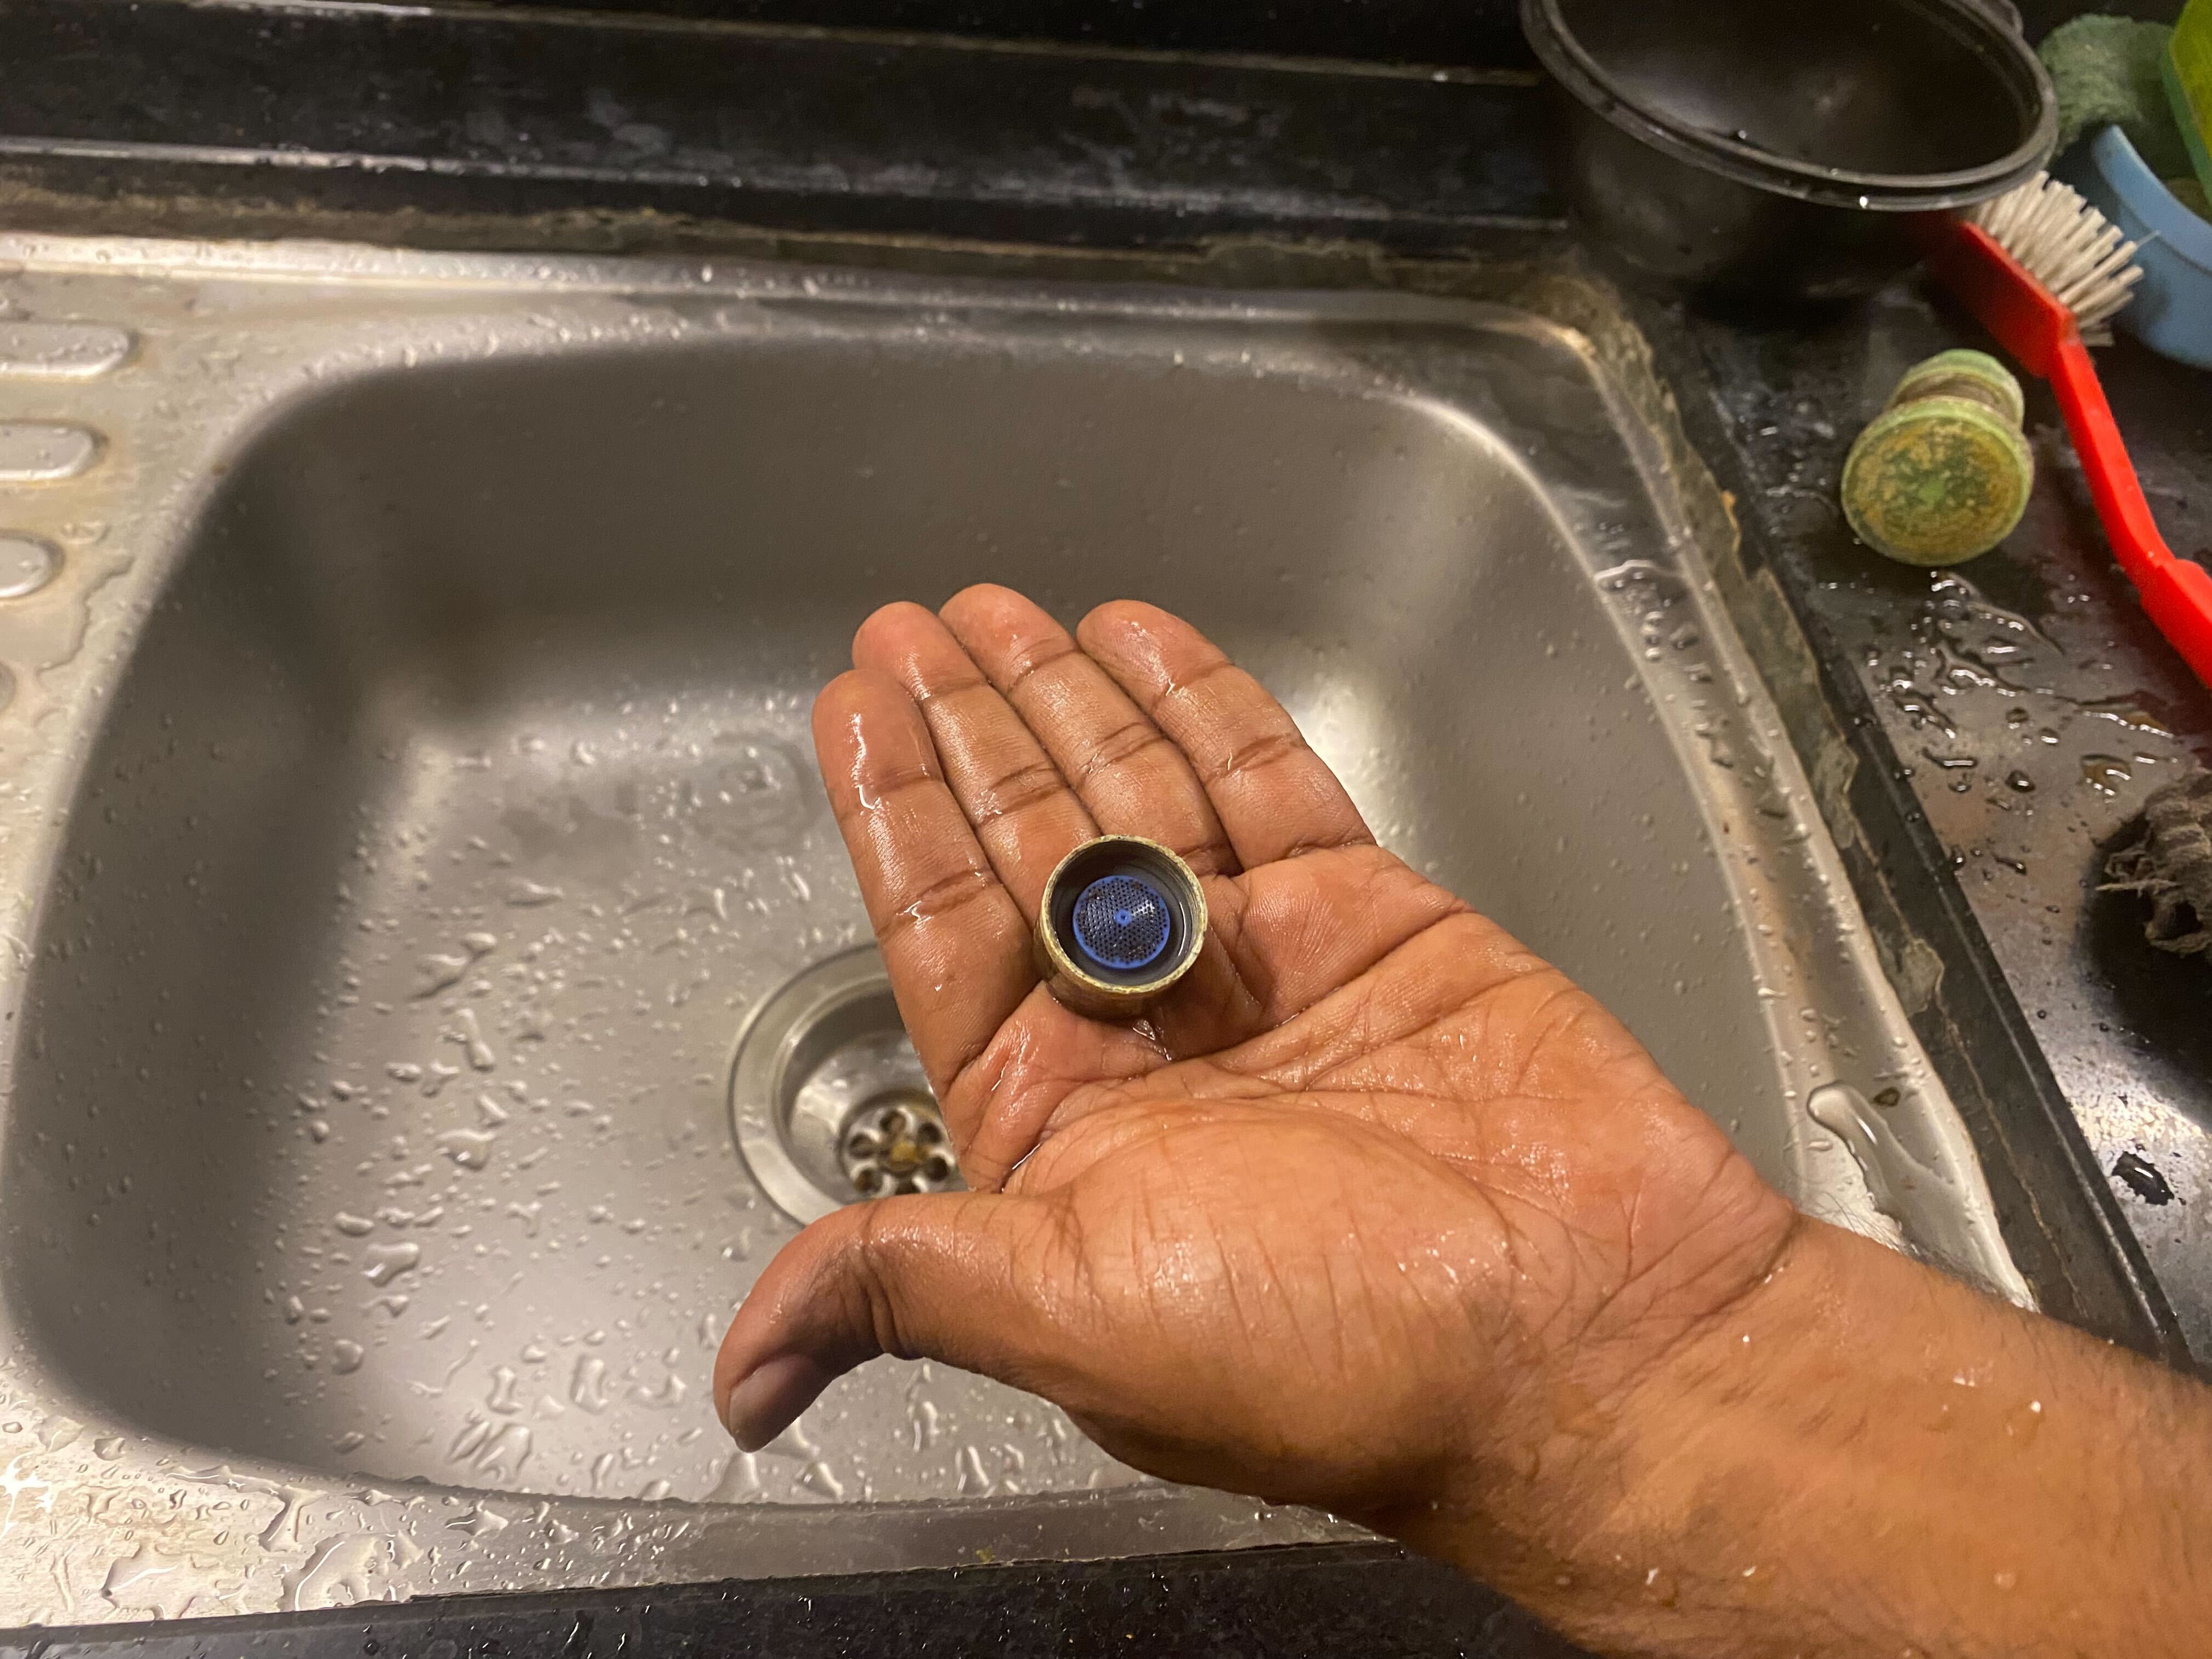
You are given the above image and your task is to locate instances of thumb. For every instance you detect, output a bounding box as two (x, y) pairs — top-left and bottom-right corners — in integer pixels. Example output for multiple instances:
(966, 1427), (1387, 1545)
(713, 1190), (1059, 1452)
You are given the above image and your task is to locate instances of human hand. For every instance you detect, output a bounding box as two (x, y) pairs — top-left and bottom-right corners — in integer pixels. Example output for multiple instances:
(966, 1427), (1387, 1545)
(712, 584), (1797, 1549)
(712, 585), (2212, 1658)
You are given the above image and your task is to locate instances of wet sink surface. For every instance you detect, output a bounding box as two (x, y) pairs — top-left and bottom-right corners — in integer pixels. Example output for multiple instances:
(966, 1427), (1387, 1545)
(0, 237), (2022, 1621)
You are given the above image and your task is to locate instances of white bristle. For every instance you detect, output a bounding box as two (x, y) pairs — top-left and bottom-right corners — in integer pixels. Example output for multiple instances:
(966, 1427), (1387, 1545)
(1966, 173), (2145, 341)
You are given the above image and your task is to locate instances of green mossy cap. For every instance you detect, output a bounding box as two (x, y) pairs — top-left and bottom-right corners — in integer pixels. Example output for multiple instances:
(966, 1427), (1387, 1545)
(1885, 349), (2026, 427)
(1842, 396), (2035, 568)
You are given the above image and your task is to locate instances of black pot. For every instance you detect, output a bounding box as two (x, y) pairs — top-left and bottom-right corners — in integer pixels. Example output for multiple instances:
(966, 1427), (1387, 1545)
(1522, 0), (2056, 303)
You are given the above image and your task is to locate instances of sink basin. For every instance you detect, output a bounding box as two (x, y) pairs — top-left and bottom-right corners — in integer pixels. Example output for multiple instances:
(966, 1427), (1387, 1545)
(0, 234), (2023, 1622)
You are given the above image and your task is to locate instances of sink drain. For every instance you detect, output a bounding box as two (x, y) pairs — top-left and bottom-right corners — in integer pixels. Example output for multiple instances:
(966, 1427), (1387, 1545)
(840, 1092), (957, 1197)
(730, 947), (963, 1223)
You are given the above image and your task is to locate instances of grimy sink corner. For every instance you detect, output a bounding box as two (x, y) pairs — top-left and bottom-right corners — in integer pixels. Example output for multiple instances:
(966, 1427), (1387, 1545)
(0, 235), (2021, 1622)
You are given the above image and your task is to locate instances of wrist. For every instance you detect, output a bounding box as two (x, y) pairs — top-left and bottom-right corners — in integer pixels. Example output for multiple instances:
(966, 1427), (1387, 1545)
(1369, 1213), (1820, 1613)
(1402, 1217), (2212, 1658)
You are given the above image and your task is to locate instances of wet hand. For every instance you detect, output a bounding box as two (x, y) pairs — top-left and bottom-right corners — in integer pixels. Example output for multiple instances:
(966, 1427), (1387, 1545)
(713, 585), (1797, 1545)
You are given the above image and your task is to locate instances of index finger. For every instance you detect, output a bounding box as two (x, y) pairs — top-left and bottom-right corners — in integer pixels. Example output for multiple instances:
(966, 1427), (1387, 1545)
(811, 668), (1036, 1096)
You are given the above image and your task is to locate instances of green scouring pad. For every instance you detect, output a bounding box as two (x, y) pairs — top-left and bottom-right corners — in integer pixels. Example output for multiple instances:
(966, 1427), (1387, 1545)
(2041, 15), (2194, 179)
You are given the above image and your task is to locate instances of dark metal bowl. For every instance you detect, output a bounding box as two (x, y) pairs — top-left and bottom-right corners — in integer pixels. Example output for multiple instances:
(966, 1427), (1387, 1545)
(1523, 0), (2056, 303)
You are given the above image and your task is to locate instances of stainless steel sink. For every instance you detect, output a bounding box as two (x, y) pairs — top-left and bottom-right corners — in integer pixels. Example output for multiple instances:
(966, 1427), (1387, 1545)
(0, 233), (2025, 1623)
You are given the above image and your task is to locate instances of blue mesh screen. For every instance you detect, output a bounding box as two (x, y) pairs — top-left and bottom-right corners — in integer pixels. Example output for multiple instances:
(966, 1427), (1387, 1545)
(1070, 873), (1173, 971)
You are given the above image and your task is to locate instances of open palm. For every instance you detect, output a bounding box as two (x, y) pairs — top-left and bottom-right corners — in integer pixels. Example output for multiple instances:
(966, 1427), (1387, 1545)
(715, 585), (1796, 1534)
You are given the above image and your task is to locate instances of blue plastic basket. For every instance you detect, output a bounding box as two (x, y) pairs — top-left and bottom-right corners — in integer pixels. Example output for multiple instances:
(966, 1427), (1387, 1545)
(2059, 125), (2212, 370)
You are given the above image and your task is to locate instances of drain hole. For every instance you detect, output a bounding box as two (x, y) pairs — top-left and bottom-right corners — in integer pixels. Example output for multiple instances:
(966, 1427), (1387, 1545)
(730, 946), (966, 1223)
(839, 1090), (960, 1200)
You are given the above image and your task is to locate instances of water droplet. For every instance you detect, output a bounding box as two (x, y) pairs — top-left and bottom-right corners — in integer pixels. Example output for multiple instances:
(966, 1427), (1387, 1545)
(957, 1444), (991, 1496)
(708, 1452), (763, 1502)
(284, 1533), (422, 1612)
(0, 535), (59, 600)
(448, 1419), (532, 1480)
(756, 1416), (817, 1462)
(449, 1504), (509, 1538)
(569, 1355), (610, 1413)
(331, 1340), (365, 1375)
(411, 955), (471, 999)
(2112, 1150), (2174, 1205)
(363, 1242), (421, 1285)
(2079, 754), (2132, 795)
(103, 1545), (202, 1620)
(446, 1008), (498, 1071)
(435, 1129), (496, 1170)
(1808, 1084), (1996, 1282)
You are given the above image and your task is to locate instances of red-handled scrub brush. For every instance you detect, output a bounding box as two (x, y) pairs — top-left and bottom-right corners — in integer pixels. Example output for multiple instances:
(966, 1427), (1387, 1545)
(1923, 175), (2212, 690)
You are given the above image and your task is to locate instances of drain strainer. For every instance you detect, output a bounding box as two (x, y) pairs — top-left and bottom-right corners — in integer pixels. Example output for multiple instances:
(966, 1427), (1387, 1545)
(840, 1091), (957, 1197)
(730, 946), (963, 1223)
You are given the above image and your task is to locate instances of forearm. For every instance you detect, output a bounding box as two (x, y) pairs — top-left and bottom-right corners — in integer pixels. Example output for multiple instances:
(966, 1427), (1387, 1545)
(1410, 1218), (2212, 1658)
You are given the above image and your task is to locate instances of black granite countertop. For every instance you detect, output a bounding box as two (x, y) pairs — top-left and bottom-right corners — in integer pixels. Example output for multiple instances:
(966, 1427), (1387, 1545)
(0, 1547), (1596, 1659)
(0, 1), (2203, 1652)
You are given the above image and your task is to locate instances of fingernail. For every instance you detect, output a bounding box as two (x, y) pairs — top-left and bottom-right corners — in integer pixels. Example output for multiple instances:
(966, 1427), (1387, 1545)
(724, 1352), (832, 1451)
